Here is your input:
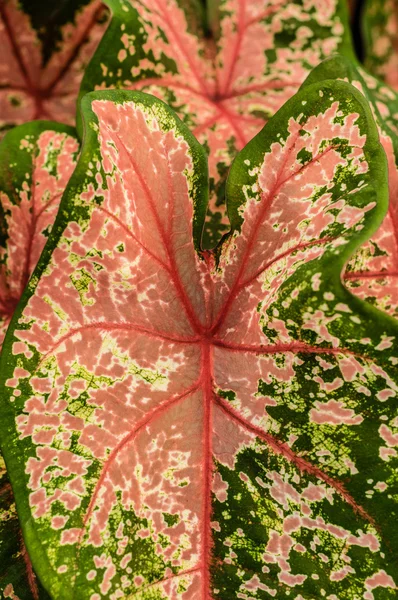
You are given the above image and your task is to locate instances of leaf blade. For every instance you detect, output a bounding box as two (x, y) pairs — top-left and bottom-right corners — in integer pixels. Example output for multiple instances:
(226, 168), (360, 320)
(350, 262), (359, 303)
(1, 83), (397, 599)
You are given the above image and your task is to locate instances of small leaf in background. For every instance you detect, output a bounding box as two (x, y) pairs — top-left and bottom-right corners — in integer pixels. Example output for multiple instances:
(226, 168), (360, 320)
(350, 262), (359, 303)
(362, 0), (398, 90)
(1, 81), (397, 599)
(0, 122), (79, 599)
(0, 122), (79, 347)
(303, 55), (398, 319)
(0, 0), (109, 131)
(79, 0), (354, 247)
(0, 456), (50, 600)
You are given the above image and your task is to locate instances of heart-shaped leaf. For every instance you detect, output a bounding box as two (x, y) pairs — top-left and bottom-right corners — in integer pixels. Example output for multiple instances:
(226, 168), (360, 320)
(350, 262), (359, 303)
(362, 0), (398, 90)
(0, 121), (79, 598)
(303, 55), (398, 319)
(1, 80), (397, 599)
(78, 0), (354, 248)
(0, 0), (109, 131)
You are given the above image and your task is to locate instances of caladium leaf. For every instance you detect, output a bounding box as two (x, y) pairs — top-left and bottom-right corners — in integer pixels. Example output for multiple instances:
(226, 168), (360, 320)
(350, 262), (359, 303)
(303, 55), (398, 319)
(0, 0), (109, 130)
(78, 0), (355, 248)
(0, 455), (50, 599)
(0, 122), (80, 346)
(0, 122), (79, 598)
(362, 0), (398, 90)
(1, 81), (397, 599)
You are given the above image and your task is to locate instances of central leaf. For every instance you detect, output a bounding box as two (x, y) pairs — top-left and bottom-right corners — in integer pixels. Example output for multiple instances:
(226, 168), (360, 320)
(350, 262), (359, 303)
(1, 82), (397, 600)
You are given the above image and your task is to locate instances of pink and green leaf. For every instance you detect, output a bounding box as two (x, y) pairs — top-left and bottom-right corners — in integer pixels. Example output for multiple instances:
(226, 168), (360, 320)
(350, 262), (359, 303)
(362, 0), (398, 90)
(0, 81), (397, 599)
(0, 121), (79, 598)
(303, 55), (398, 318)
(78, 0), (355, 248)
(0, 121), (79, 347)
(0, 0), (109, 131)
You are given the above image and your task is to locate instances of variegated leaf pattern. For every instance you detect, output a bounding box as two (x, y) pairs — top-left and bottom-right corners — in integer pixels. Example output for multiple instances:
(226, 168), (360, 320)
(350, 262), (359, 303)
(0, 455), (50, 600)
(0, 0), (109, 130)
(79, 0), (354, 248)
(1, 82), (397, 599)
(0, 122), (79, 346)
(0, 122), (79, 599)
(303, 56), (398, 319)
(362, 0), (398, 90)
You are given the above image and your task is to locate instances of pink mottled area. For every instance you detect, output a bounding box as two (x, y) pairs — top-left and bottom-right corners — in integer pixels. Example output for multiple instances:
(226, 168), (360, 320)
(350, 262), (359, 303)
(97, 0), (347, 240)
(11, 95), (397, 598)
(0, 130), (79, 344)
(0, 0), (108, 126)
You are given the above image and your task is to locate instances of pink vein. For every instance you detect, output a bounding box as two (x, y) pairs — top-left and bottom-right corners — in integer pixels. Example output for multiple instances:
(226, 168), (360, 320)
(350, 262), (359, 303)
(35, 322), (199, 371)
(79, 382), (200, 540)
(239, 237), (336, 290)
(215, 103), (248, 147)
(131, 566), (201, 597)
(211, 143), (335, 334)
(214, 394), (376, 526)
(152, 0), (209, 95)
(220, 1), (284, 96)
(95, 205), (170, 273)
(344, 270), (398, 280)
(108, 128), (203, 334)
(220, 0), (246, 96)
(212, 339), (362, 359)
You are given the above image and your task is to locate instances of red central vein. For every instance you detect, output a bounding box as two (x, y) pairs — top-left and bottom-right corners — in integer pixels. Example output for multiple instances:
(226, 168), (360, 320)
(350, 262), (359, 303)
(109, 128), (203, 335)
(201, 341), (214, 598)
(214, 395), (376, 527)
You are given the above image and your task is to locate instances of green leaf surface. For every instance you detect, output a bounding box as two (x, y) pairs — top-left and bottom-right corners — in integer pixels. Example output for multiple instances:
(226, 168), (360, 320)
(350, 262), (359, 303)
(303, 55), (398, 319)
(0, 79), (397, 599)
(0, 0), (109, 129)
(78, 0), (355, 248)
